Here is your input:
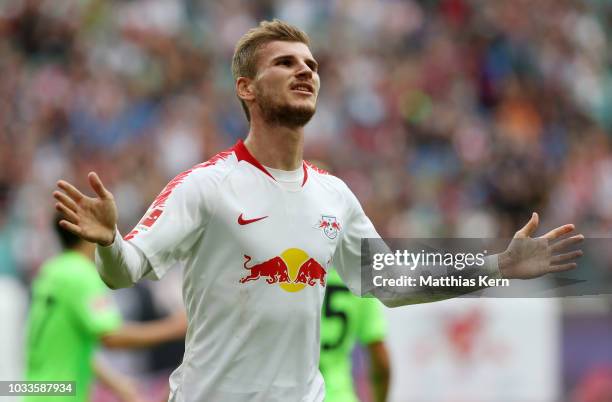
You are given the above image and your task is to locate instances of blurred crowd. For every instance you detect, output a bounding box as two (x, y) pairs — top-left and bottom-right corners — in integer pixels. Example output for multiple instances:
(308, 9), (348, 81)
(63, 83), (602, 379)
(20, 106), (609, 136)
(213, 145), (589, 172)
(1, 0), (612, 399)
(1, 0), (611, 279)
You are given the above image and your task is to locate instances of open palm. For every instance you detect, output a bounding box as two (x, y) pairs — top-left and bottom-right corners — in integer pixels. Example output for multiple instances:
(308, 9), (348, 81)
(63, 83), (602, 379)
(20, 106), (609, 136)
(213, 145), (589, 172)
(500, 213), (583, 279)
(53, 172), (117, 247)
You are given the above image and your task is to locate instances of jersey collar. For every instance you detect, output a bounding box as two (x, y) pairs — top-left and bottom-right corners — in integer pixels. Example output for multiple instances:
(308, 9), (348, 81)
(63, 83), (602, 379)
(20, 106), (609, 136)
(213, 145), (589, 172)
(233, 140), (309, 186)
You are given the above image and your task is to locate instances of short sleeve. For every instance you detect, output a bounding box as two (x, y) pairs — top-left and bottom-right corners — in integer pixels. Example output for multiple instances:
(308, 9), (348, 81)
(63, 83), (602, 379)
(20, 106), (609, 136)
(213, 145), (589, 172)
(356, 297), (387, 345)
(70, 271), (122, 336)
(333, 186), (382, 296)
(126, 169), (213, 279)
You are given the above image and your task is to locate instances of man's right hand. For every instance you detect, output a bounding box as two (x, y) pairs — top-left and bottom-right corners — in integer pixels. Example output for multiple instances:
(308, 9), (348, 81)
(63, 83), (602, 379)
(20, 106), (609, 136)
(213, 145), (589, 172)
(53, 171), (118, 247)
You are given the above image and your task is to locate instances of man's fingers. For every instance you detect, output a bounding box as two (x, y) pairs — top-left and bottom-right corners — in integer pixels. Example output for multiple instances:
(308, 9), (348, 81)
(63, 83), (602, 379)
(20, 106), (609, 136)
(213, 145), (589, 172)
(550, 234), (584, 253)
(540, 224), (575, 241)
(55, 202), (80, 224)
(551, 250), (583, 264)
(88, 172), (110, 200)
(58, 219), (83, 237)
(515, 212), (539, 238)
(53, 191), (78, 212)
(548, 263), (577, 273)
(57, 180), (85, 202)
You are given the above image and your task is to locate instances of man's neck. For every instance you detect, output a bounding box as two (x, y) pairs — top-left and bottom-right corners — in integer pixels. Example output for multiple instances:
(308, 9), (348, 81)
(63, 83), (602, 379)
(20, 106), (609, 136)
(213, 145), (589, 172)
(244, 120), (304, 171)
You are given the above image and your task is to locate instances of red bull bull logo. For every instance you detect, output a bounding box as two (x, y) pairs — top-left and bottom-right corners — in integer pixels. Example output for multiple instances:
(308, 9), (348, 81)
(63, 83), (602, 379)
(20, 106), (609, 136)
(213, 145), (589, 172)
(294, 258), (326, 286)
(239, 255), (291, 284)
(239, 248), (327, 292)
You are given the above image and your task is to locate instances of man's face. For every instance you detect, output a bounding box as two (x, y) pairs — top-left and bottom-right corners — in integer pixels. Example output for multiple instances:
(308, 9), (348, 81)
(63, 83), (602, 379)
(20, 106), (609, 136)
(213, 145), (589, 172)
(251, 41), (320, 128)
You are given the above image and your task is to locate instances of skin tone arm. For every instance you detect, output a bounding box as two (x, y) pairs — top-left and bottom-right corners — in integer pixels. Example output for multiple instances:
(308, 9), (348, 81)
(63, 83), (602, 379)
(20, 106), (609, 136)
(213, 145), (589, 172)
(93, 358), (146, 402)
(101, 310), (187, 349)
(367, 341), (390, 402)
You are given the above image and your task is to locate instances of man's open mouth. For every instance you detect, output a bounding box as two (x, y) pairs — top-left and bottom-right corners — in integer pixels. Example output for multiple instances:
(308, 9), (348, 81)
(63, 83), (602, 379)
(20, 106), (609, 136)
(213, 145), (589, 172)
(291, 83), (314, 94)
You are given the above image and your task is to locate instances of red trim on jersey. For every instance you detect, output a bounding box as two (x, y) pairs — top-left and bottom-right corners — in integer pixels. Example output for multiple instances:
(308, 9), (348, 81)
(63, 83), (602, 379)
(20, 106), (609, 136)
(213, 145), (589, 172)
(301, 163), (308, 186)
(233, 140), (311, 186)
(196, 148), (234, 168)
(123, 148), (232, 241)
(151, 148), (233, 209)
(233, 140), (276, 181)
(124, 230), (138, 241)
(304, 161), (330, 175)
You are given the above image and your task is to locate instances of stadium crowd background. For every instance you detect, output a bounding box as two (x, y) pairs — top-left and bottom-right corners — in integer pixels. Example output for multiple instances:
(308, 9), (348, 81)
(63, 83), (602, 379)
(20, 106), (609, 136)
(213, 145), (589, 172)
(0, 0), (611, 401)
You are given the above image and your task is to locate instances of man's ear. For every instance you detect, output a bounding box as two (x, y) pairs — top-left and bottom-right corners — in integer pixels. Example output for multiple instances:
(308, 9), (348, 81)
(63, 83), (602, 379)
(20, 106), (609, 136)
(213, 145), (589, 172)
(236, 77), (255, 102)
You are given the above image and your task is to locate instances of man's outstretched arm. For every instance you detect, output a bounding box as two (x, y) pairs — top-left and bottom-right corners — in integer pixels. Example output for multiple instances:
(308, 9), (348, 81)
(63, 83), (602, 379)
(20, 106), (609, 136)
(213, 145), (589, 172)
(375, 212), (583, 307)
(335, 187), (584, 306)
(95, 233), (152, 289)
(54, 172), (149, 288)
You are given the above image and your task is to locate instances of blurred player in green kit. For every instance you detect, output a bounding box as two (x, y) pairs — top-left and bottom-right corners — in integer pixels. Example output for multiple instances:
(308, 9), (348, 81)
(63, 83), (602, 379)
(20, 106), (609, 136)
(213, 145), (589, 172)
(319, 269), (390, 402)
(24, 214), (187, 402)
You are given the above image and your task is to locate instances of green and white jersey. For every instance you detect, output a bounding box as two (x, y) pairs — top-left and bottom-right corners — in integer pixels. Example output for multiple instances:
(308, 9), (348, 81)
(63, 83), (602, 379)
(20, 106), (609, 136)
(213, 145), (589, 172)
(320, 270), (386, 402)
(25, 251), (122, 402)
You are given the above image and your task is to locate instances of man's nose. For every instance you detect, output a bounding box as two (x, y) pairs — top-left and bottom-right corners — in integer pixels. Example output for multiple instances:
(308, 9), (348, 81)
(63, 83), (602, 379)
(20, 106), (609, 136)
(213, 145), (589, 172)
(296, 63), (314, 79)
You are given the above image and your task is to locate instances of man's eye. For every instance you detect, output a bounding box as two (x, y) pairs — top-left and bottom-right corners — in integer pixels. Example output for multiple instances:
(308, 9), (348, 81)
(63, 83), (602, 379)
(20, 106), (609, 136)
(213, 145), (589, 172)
(277, 60), (291, 66)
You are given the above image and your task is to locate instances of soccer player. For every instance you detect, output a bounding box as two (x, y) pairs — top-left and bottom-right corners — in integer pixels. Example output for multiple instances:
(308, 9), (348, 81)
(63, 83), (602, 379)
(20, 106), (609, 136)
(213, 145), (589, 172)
(320, 269), (389, 402)
(52, 20), (583, 402)
(25, 214), (187, 402)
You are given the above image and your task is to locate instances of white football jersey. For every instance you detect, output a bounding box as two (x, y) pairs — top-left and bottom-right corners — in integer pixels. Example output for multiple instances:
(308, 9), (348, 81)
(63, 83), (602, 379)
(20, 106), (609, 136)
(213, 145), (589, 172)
(125, 140), (380, 402)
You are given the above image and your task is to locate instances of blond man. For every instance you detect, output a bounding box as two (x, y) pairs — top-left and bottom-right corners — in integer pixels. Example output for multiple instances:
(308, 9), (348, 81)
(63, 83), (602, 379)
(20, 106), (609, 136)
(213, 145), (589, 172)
(53, 20), (582, 402)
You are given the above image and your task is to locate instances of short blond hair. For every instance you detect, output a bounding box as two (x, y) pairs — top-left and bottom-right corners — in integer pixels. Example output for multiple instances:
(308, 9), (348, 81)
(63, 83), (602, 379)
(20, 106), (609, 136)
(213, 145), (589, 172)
(232, 19), (311, 122)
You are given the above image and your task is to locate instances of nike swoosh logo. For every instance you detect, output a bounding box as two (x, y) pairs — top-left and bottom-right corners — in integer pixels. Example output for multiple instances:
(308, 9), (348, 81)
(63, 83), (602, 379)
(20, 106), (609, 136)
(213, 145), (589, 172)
(238, 213), (268, 225)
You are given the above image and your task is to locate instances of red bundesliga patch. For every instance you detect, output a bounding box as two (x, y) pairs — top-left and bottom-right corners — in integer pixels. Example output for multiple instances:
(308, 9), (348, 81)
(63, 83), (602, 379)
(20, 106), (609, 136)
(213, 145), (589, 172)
(142, 208), (163, 227)
(124, 208), (163, 240)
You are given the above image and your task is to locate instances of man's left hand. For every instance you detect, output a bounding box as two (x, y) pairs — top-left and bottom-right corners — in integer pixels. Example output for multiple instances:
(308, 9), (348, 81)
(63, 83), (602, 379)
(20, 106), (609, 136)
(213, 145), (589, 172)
(499, 212), (584, 279)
